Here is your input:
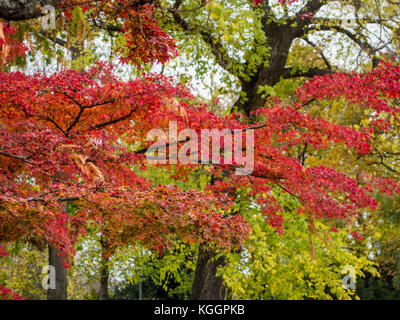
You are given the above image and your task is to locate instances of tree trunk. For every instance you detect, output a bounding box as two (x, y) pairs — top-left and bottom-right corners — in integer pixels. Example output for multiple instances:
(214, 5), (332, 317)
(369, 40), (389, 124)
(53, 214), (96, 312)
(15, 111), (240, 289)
(45, 34), (86, 300)
(187, 23), (292, 293)
(0, 0), (63, 21)
(99, 235), (110, 300)
(47, 245), (68, 300)
(237, 23), (296, 115)
(191, 23), (300, 300)
(191, 245), (227, 300)
(98, 263), (109, 300)
(47, 200), (68, 300)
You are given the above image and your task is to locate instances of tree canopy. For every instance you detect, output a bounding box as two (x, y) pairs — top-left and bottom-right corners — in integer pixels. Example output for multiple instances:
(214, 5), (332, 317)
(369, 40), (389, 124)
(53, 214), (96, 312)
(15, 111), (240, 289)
(1, 0), (400, 301)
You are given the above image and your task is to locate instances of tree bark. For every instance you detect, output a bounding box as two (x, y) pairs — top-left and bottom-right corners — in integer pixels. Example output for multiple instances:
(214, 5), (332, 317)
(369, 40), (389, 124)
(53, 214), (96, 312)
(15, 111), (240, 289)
(0, 0), (62, 21)
(191, 244), (226, 300)
(99, 262), (109, 300)
(190, 21), (306, 301)
(236, 22), (302, 115)
(47, 245), (68, 300)
(98, 235), (110, 300)
(47, 201), (68, 300)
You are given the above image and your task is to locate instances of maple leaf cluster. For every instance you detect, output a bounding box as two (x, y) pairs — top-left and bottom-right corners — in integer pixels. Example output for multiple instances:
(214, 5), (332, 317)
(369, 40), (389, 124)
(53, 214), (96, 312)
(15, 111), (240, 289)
(147, 63), (400, 234)
(0, 22), (28, 67)
(0, 62), (251, 261)
(61, 0), (178, 66)
(1, 0), (400, 300)
(0, 285), (25, 300)
(0, 60), (392, 248)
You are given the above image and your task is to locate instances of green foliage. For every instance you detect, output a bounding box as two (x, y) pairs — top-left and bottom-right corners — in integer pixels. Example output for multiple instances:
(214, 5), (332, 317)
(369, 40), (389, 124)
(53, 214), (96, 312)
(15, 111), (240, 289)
(220, 188), (377, 300)
(112, 242), (196, 300)
(357, 272), (400, 300)
(0, 244), (47, 300)
(159, 0), (269, 102)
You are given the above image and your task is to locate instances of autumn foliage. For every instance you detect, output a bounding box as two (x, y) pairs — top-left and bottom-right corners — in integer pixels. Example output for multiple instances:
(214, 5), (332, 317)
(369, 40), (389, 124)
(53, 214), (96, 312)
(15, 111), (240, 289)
(1, 0), (400, 300)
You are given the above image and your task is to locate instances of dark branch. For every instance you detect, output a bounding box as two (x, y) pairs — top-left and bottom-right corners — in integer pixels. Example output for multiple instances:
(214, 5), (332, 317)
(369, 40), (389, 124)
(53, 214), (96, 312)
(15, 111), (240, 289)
(168, 2), (242, 80)
(293, 0), (327, 31)
(303, 37), (332, 70)
(92, 107), (138, 130)
(0, 150), (32, 163)
(306, 24), (383, 67)
(0, 0), (62, 21)
(281, 66), (334, 79)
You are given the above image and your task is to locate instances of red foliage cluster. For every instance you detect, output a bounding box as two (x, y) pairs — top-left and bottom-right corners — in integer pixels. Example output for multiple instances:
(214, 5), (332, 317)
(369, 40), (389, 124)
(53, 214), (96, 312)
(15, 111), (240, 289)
(0, 286), (24, 300)
(351, 231), (364, 242)
(3, 60), (390, 262)
(1, 0), (400, 300)
(0, 23), (28, 66)
(61, 0), (177, 66)
(157, 63), (400, 233)
(296, 62), (400, 116)
(0, 244), (8, 257)
(294, 62), (400, 211)
(0, 62), (250, 262)
(161, 102), (381, 233)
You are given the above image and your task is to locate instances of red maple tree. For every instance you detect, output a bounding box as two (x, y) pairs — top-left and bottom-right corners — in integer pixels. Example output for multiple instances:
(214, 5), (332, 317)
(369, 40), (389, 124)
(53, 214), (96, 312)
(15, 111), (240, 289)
(1, 0), (400, 300)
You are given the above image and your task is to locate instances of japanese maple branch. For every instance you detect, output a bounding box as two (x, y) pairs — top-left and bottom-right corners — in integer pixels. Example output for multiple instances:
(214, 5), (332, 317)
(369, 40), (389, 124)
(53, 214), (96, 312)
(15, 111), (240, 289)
(92, 107), (138, 130)
(0, 150), (32, 163)
(281, 66), (334, 79)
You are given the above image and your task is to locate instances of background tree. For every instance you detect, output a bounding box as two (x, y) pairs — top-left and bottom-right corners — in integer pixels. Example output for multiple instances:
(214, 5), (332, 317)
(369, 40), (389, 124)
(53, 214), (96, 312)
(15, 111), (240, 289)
(159, 0), (400, 114)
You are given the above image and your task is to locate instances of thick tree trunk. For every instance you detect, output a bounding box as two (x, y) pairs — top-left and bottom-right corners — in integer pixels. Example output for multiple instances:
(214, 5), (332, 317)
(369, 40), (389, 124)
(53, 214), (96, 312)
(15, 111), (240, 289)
(98, 235), (110, 300)
(47, 245), (68, 300)
(191, 245), (227, 300)
(98, 263), (109, 300)
(237, 23), (296, 115)
(47, 201), (68, 300)
(192, 24), (297, 299)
